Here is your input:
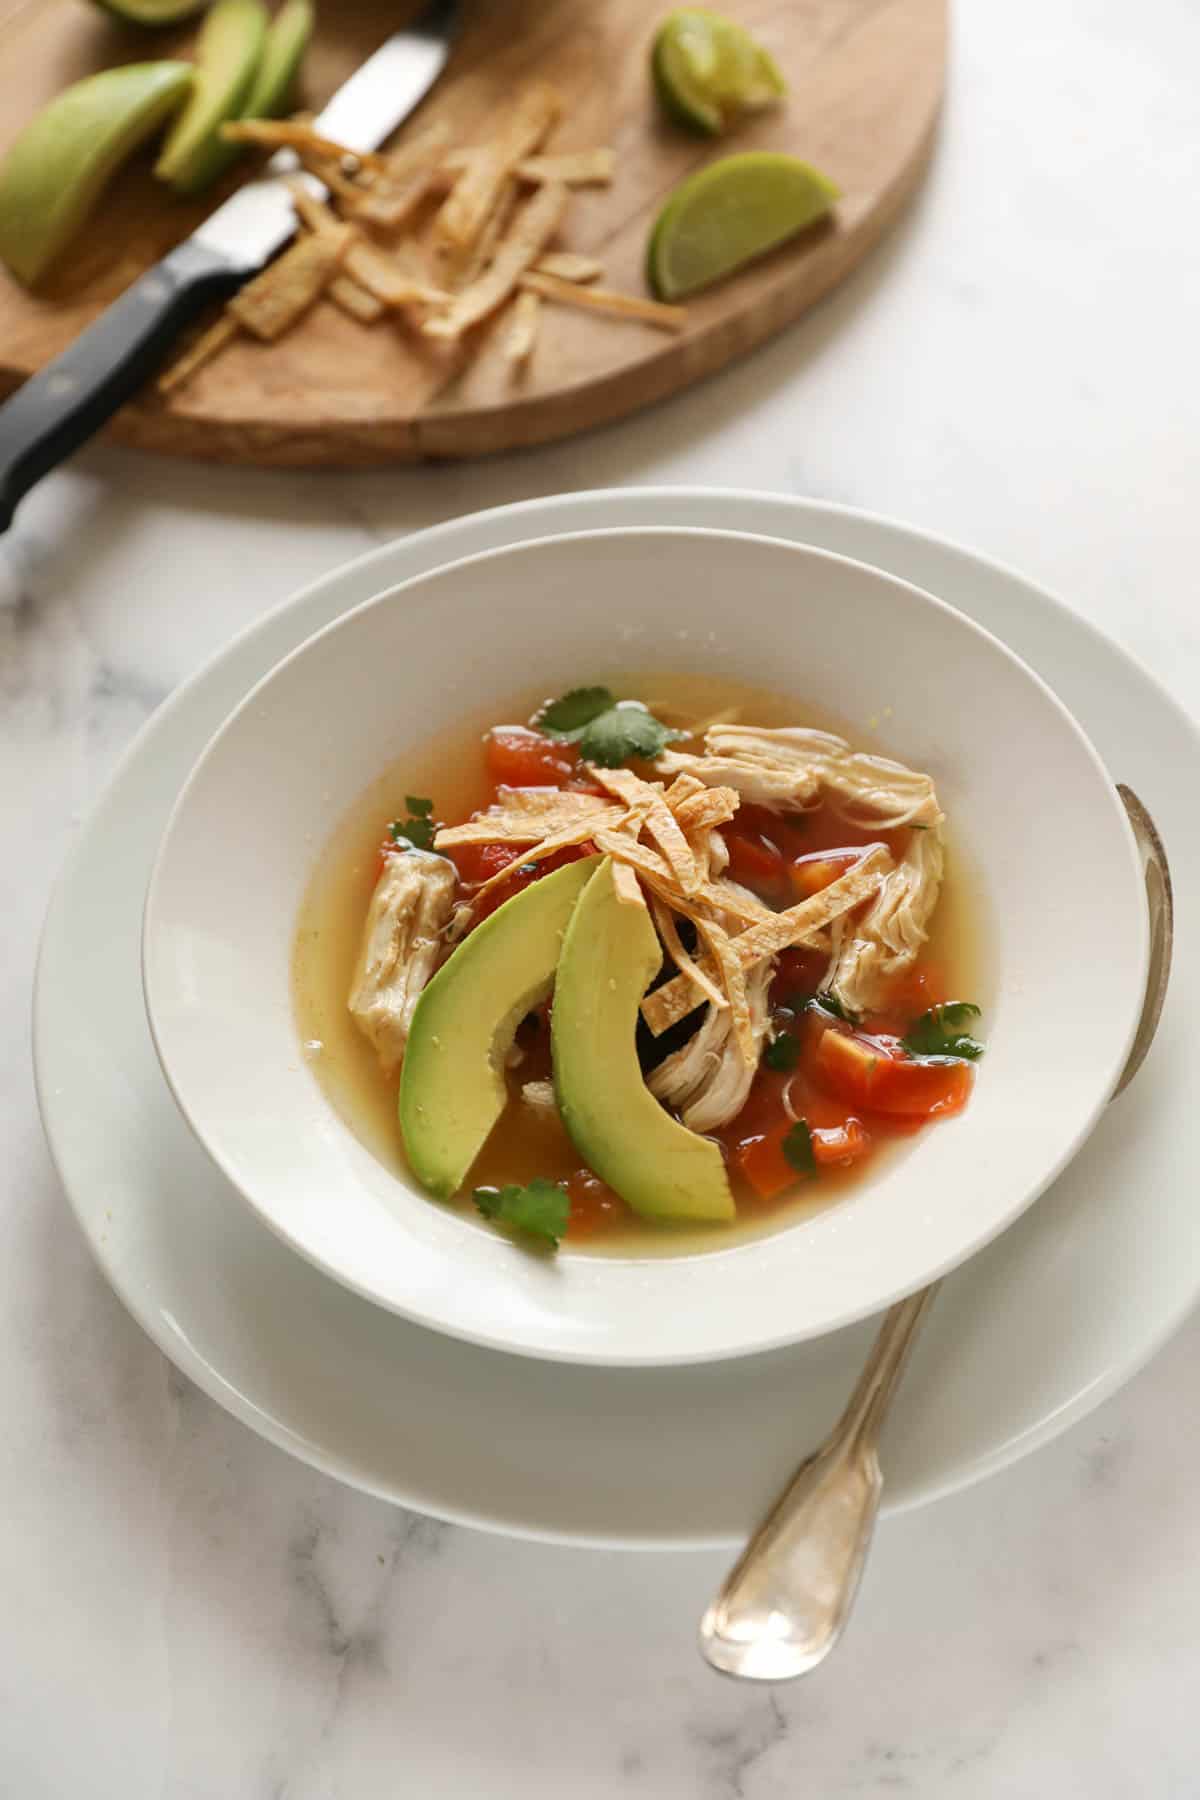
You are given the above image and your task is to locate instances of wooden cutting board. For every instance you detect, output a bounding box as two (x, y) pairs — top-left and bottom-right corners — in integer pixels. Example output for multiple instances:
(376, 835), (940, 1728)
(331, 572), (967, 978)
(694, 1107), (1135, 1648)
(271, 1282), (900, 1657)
(0, 0), (945, 465)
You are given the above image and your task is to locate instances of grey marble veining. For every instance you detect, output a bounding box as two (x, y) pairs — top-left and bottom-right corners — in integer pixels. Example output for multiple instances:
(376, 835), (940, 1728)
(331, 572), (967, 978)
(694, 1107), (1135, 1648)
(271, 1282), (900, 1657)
(4, 0), (1200, 1793)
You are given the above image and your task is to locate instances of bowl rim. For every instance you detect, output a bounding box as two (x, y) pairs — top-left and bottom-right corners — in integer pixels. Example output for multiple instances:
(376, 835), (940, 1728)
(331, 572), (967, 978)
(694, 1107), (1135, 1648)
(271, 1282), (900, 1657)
(142, 524), (1150, 1365)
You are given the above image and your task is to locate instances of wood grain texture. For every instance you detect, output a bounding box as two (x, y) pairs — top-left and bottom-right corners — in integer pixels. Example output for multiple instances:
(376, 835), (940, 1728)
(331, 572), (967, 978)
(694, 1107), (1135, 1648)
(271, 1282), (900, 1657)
(0, 0), (946, 465)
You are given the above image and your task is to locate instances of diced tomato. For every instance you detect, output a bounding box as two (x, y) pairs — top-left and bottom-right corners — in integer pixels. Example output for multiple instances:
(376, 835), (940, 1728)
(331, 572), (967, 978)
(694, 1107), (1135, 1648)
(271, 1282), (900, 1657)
(813, 1023), (973, 1119)
(465, 844), (592, 925)
(449, 841), (523, 886)
(724, 826), (787, 896)
(485, 725), (581, 790)
(737, 1114), (872, 1199)
(564, 1168), (629, 1240)
(878, 962), (949, 1024)
(788, 849), (861, 901)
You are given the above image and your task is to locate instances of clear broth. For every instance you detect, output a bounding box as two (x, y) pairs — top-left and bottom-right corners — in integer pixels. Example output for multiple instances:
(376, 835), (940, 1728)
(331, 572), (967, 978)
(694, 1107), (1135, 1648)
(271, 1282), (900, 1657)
(292, 673), (990, 1256)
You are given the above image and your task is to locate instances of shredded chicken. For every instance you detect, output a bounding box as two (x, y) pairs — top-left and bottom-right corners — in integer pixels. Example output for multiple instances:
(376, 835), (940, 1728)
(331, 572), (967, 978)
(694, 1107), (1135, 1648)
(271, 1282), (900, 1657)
(825, 827), (945, 1015)
(348, 848), (456, 1072)
(649, 961), (773, 1133)
(659, 725), (943, 830)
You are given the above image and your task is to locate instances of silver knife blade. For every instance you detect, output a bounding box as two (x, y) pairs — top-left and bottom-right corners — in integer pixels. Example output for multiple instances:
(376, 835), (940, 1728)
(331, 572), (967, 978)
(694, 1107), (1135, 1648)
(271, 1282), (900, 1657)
(192, 0), (458, 274)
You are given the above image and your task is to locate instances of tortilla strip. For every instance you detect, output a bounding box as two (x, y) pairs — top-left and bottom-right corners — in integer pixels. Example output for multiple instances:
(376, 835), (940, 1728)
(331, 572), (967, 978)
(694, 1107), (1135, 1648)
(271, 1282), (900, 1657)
(516, 148), (614, 186)
(649, 895), (728, 1013)
(327, 272), (386, 324)
(671, 786), (740, 833)
(158, 314), (238, 394)
(533, 251), (603, 283)
(424, 181), (569, 338)
(228, 226), (352, 340)
(641, 846), (892, 1033)
(518, 271), (688, 332)
(590, 767), (700, 895)
(432, 81), (560, 253)
(343, 166), (440, 232)
(434, 791), (616, 847)
(342, 238), (451, 308)
(442, 176), (519, 291)
(612, 859), (646, 907)
(504, 289), (541, 363)
(664, 771), (707, 807)
(694, 911), (756, 1065)
(221, 119), (391, 173)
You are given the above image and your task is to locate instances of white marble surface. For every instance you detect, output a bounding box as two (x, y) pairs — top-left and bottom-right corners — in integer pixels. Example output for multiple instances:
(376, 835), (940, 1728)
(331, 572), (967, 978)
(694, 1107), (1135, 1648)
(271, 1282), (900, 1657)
(4, 2), (1200, 1792)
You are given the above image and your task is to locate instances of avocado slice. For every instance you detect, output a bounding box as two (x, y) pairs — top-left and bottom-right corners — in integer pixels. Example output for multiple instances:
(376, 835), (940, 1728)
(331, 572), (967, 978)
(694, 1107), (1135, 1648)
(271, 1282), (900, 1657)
(89, 0), (205, 22)
(400, 856), (601, 1200)
(0, 62), (192, 287)
(552, 859), (736, 1223)
(154, 0), (268, 197)
(243, 0), (314, 120)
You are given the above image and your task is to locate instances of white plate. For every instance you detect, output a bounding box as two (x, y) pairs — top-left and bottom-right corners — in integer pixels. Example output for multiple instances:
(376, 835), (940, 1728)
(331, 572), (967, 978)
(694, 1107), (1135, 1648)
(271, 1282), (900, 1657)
(34, 490), (1198, 1548)
(143, 526), (1146, 1363)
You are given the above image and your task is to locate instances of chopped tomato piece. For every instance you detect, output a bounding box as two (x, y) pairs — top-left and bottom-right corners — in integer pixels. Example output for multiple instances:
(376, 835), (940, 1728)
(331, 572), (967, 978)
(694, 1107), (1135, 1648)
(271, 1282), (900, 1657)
(814, 1024), (973, 1119)
(485, 725), (579, 790)
(722, 804), (809, 899)
(737, 1114), (872, 1199)
(465, 844), (592, 925)
(564, 1168), (629, 1240)
(789, 848), (861, 900)
(449, 841), (523, 886)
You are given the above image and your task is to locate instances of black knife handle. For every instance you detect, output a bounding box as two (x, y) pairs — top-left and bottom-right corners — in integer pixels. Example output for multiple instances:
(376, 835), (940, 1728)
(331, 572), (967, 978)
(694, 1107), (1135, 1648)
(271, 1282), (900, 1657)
(0, 240), (244, 532)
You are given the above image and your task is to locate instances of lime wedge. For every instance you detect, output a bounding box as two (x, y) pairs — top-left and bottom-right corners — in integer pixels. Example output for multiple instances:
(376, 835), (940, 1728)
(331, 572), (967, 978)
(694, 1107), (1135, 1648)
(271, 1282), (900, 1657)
(0, 61), (192, 286)
(89, 0), (206, 21)
(154, 0), (268, 196)
(647, 152), (839, 300)
(652, 9), (786, 137)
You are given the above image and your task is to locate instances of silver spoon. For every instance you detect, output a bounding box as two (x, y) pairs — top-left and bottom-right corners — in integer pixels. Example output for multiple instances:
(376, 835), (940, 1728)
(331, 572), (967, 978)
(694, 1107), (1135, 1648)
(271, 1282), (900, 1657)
(699, 784), (1173, 1682)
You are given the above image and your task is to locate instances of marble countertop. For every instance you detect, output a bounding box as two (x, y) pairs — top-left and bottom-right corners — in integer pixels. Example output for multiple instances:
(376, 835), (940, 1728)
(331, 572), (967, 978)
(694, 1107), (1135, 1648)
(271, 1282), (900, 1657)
(4, 2), (1200, 1793)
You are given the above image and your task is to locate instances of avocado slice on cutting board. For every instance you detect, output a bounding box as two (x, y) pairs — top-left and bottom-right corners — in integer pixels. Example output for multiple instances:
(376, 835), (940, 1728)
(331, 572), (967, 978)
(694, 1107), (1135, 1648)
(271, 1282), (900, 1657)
(552, 858), (736, 1224)
(89, 0), (206, 23)
(0, 61), (193, 286)
(400, 856), (601, 1200)
(154, 0), (268, 196)
(243, 0), (314, 120)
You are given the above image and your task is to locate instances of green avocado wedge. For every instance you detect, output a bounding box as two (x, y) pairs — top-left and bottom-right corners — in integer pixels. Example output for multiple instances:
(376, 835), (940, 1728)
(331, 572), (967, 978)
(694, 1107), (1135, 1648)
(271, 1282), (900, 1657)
(89, 0), (206, 22)
(243, 0), (314, 120)
(552, 858), (736, 1224)
(0, 62), (192, 287)
(400, 856), (601, 1201)
(153, 0), (268, 196)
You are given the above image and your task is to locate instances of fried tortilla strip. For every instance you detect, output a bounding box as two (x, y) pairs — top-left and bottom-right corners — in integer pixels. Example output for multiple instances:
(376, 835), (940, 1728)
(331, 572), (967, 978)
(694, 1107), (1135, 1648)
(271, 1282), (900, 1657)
(327, 273), (386, 324)
(664, 771), (707, 806)
(434, 790), (615, 847)
(158, 314), (239, 394)
(442, 176), (519, 290)
(424, 181), (569, 338)
(533, 251), (603, 283)
(228, 226), (353, 340)
(649, 895), (728, 1012)
(432, 81), (561, 253)
(517, 271), (687, 331)
(342, 237), (451, 308)
(612, 859), (646, 907)
(671, 786), (740, 833)
(221, 118), (391, 172)
(516, 148), (614, 186)
(694, 911), (756, 1065)
(504, 288), (542, 363)
(590, 767), (700, 895)
(343, 166), (439, 232)
(641, 846), (892, 1034)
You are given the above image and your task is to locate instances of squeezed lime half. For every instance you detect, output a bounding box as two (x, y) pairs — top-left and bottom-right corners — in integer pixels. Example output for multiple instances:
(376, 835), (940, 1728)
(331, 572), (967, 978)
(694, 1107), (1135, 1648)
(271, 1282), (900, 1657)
(648, 151), (839, 300)
(652, 9), (786, 136)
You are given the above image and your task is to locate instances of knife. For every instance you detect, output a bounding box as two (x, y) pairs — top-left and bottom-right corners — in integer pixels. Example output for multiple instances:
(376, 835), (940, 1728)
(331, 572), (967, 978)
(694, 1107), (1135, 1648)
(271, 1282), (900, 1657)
(0, 0), (458, 532)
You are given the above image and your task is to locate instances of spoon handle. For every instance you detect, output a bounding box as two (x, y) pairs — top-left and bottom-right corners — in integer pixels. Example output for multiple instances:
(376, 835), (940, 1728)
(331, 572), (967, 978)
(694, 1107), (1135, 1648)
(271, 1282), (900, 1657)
(700, 1284), (939, 1681)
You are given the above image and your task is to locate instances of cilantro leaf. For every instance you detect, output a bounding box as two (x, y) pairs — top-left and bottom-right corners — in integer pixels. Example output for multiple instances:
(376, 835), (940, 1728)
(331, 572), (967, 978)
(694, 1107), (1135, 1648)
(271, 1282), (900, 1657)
(902, 1002), (984, 1062)
(764, 1032), (799, 1071)
(473, 1178), (569, 1246)
(405, 795), (434, 817)
(579, 704), (680, 767)
(812, 991), (858, 1025)
(535, 687), (615, 739)
(390, 814), (436, 851)
(782, 1121), (817, 1176)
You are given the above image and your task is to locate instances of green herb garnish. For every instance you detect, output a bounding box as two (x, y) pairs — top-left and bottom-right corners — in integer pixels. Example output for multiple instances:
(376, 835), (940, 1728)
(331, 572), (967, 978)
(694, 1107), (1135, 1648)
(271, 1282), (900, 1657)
(473, 1178), (570, 1246)
(764, 1032), (799, 1071)
(813, 991), (857, 1025)
(535, 687), (616, 737)
(579, 703), (681, 767)
(902, 1002), (984, 1062)
(390, 795), (437, 851)
(782, 1121), (817, 1176)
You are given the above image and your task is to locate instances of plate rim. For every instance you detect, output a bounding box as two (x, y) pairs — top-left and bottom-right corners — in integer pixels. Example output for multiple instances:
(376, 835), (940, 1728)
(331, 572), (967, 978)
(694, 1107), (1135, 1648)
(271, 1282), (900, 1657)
(33, 487), (1200, 1547)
